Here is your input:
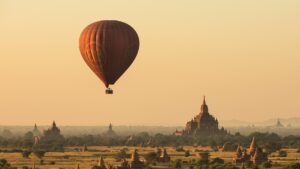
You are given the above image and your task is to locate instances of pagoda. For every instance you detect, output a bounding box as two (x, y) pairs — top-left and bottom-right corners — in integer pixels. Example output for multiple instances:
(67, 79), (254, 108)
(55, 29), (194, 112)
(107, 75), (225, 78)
(275, 119), (284, 128)
(250, 148), (268, 165)
(130, 149), (145, 169)
(233, 137), (268, 165)
(176, 96), (227, 136)
(32, 124), (41, 145)
(248, 137), (257, 156)
(232, 145), (244, 164)
(44, 121), (61, 135)
(157, 148), (171, 162)
(97, 156), (107, 169)
(104, 123), (117, 137)
(32, 123), (41, 137)
(117, 159), (130, 169)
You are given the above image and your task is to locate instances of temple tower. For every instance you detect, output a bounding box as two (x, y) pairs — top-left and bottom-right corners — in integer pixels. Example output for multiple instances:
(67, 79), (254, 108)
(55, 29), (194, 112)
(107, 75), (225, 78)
(130, 149), (145, 169)
(97, 156), (107, 169)
(248, 137), (257, 156)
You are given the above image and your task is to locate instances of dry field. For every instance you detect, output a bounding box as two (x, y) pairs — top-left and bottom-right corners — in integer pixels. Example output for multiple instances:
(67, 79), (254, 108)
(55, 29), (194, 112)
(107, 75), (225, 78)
(0, 146), (299, 169)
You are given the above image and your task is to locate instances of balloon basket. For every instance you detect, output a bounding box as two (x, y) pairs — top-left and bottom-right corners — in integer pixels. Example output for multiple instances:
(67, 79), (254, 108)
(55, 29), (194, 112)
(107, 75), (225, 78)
(105, 88), (113, 94)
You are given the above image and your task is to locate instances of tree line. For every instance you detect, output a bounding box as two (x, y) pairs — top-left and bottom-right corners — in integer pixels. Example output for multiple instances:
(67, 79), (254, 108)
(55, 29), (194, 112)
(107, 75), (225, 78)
(0, 130), (300, 152)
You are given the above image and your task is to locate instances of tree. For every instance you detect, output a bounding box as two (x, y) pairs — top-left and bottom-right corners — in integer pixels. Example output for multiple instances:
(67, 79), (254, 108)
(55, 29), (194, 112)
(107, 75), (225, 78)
(288, 163), (300, 169)
(115, 149), (130, 159)
(210, 157), (224, 164)
(173, 159), (182, 169)
(262, 141), (281, 154)
(144, 152), (158, 164)
(198, 152), (210, 167)
(33, 150), (46, 159)
(262, 161), (272, 168)
(185, 150), (190, 157)
(22, 132), (34, 148)
(2, 129), (13, 138)
(38, 122), (64, 152)
(21, 150), (31, 158)
(278, 150), (287, 157)
(0, 159), (16, 169)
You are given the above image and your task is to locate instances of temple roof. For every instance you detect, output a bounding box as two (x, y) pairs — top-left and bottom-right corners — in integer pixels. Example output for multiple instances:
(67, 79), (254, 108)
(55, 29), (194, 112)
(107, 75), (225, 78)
(51, 121), (60, 132)
(98, 156), (106, 168)
(236, 145), (243, 156)
(131, 149), (139, 161)
(276, 119), (284, 127)
(109, 123), (113, 131)
(32, 123), (41, 136)
(160, 148), (169, 158)
(105, 123), (117, 137)
(200, 96), (209, 114)
(249, 137), (257, 151)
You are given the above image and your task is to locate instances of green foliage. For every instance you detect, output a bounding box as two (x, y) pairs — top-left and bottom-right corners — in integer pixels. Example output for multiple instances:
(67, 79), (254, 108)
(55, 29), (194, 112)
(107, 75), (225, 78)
(278, 150), (288, 157)
(176, 146), (185, 152)
(39, 159), (44, 165)
(115, 148), (130, 159)
(173, 159), (182, 169)
(185, 150), (190, 157)
(36, 128), (64, 152)
(2, 128), (300, 152)
(21, 150), (31, 158)
(287, 163), (300, 169)
(262, 161), (272, 168)
(22, 132), (34, 148)
(210, 158), (224, 165)
(0, 159), (16, 169)
(198, 152), (210, 168)
(33, 150), (46, 159)
(144, 152), (158, 164)
(262, 141), (282, 154)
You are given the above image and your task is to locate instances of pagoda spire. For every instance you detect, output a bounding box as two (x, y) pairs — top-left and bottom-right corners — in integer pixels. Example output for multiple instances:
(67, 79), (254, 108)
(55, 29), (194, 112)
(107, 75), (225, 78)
(98, 156), (106, 168)
(53, 121), (56, 127)
(200, 95), (209, 113)
(131, 149), (139, 161)
(75, 161), (80, 169)
(248, 136), (257, 156)
(109, 123), (112, 131)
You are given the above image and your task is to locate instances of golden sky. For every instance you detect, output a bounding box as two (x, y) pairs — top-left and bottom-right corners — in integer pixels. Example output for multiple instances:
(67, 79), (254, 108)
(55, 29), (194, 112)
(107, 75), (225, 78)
(0, 1), (299, 126)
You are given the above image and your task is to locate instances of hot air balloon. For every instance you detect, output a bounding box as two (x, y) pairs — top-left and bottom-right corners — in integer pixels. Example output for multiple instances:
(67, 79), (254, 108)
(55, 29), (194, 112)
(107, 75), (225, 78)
(79, 20), (139, 94)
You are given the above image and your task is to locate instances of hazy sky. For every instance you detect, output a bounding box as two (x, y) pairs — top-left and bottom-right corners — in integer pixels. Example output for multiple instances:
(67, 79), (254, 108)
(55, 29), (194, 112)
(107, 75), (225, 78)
(0, 1), (299, 126)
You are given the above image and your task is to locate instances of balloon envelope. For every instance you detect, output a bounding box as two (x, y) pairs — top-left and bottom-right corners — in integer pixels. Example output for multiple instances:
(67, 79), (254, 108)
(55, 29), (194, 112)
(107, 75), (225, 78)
(79, 20), (139, 88)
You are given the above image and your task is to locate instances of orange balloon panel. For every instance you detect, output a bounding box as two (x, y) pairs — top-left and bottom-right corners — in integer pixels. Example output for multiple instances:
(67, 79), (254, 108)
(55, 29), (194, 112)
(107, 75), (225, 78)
(79, 20), (139, 88)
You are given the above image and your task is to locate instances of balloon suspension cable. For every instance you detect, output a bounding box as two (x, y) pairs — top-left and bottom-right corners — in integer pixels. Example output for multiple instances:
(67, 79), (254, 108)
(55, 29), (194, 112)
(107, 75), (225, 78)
(105, 88), (113, 94)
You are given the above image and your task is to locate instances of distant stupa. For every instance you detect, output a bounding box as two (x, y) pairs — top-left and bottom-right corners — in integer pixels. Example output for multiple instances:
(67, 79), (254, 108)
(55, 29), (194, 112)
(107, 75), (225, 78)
(32, 123), (41, 136)
(275, 119), (284, 128)
(33, 124), (41, 145)
(104, 123), (117, 137)
(97, 156), (107, 169)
